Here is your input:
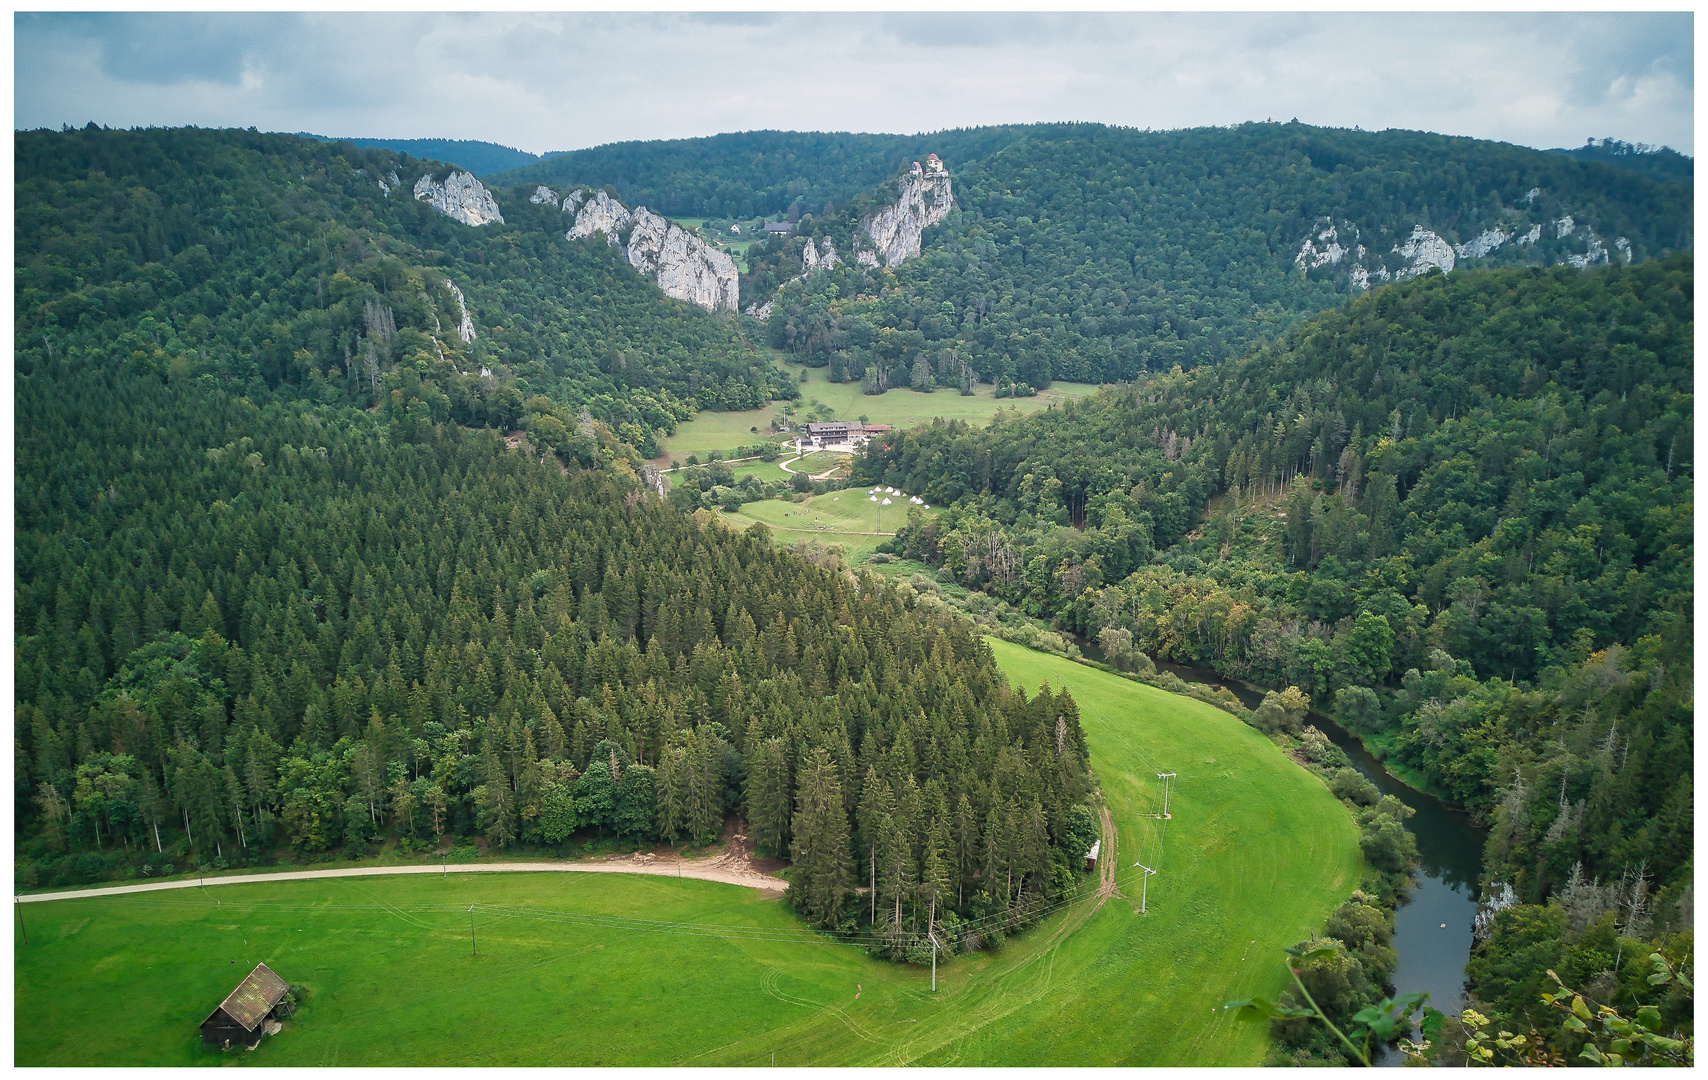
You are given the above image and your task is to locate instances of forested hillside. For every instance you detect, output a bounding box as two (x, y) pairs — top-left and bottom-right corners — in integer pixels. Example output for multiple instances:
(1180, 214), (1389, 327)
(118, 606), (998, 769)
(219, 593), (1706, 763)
(15, 354), (1098, 949)
(491, 122), (1691, 393)
(15, 126), (792, 458)
(863, 257), (1693, 1048)
(756, 123), (1691, 389)
(490, 128), (1025, 222)
(297, 134), (551, 177)
(1548, 137), (1693, 184)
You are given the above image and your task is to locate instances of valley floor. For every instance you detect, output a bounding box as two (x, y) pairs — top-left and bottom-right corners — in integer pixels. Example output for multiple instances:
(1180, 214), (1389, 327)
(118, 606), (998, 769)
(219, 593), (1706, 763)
(14, 643), (1359, 1067)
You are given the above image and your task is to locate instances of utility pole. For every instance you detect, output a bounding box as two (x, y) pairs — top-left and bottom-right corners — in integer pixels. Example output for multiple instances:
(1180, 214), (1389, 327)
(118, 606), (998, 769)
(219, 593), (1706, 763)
(16, 898), (26, 945)
(1132, 861), (1157, 914)
(469, 904), (477, 957)
(1157, 773), (1176, 819)
(927, 931), (940, 992)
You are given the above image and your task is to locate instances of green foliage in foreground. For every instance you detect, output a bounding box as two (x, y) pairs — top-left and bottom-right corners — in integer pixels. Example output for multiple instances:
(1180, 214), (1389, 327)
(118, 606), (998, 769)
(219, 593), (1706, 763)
(15, 641), (1360, 1066)
(16, 361), (1100, 953)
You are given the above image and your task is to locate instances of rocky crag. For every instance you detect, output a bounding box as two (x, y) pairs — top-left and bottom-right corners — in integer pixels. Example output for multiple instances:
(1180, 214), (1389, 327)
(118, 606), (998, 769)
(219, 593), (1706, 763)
(745, 159), (951, 319)
(413, 171), (504, 226)
(414, 176), (737, 313)
(545, 187), (737, 312)
(1294, 196), (1631, 290)
(860, 163), (953, 268)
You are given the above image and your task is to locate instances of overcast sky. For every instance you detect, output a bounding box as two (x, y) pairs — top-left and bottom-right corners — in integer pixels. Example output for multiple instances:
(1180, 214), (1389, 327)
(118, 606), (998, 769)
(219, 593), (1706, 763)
(14, 12), (1695, 156)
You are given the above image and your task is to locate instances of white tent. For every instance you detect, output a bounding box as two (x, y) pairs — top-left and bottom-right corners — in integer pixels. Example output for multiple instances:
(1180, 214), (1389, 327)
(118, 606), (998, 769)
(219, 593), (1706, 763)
(910, 496), (922, 504)
(868, 495), (879, 502)
(881, 498), (892, 505)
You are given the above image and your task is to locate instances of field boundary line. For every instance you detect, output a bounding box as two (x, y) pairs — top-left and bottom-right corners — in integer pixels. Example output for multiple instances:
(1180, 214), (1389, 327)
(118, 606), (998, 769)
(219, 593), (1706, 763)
(17, 859), (789, 904)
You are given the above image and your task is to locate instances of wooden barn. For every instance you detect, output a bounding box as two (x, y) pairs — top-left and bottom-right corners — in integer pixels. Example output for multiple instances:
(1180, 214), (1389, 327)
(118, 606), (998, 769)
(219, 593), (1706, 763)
(200, 962), (292, 1049)
(1084, 839), (1101, 872)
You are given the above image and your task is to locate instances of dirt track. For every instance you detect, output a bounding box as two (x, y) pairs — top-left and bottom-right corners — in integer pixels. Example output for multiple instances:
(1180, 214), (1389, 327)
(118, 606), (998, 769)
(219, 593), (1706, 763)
(18, 854), (787, 905)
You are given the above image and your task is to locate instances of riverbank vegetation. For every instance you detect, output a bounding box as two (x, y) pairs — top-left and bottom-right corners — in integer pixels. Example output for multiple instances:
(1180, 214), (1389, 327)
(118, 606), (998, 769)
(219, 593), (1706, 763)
(863, 257), (1693, 1056)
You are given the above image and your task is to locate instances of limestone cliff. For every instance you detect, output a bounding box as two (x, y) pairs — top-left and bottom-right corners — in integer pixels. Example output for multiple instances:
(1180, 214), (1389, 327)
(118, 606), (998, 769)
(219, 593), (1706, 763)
(412, 171), (504, 226)
(567, 190), (631, 245)
(1295, 203), (1632, 290)
(566, 192), (738, 312)
(861, 170), (953, 268)
(625, 208), (740, 312)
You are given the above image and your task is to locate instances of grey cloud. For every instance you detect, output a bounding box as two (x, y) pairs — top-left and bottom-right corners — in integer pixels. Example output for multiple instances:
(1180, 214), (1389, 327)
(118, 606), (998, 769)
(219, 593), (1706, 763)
(12, 12), (1694, 156)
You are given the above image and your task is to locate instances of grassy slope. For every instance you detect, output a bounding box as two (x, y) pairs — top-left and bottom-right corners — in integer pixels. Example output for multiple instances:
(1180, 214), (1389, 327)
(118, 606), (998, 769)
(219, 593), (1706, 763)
(718, 488), (935, 563)
(658, 379), (1099, 464)
(14, 644), (1358, 1067)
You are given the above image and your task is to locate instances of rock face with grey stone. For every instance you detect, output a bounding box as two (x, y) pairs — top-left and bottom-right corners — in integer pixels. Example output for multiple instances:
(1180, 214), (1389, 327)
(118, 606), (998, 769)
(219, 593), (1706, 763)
(567, 190), (632, 245)
(625, 208), (740, 312)
(861, 170), (954, 268)
(1292, 200), (1632, 290)
(565, 193), (738, 312)
(412, 171), (504, 226)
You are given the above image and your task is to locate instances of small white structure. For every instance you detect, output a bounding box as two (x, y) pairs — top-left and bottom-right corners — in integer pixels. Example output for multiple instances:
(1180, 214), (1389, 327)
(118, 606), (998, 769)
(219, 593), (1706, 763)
(730, 224), (742, 234)
(882, 498), (892, 505)
(1085, 839), (1101, 871)
(869, 495), (879, 502)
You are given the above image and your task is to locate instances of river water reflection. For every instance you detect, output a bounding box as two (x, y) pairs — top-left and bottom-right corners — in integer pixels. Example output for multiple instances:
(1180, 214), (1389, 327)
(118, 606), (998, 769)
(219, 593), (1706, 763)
(1147, 660), (1487, 1062)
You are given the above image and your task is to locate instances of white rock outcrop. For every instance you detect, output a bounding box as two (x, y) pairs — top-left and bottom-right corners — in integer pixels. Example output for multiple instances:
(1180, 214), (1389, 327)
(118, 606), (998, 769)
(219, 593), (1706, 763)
(566, 194), (737, 312)
(1615, 237), (1633, 264)
(529, 185), (560, 206)
(744, 299), (775, 321)
(1295, 219), (1356, 271)
(1554, 216), (1576, 239)
(855, 249), (881, 269)
(1514, 224), (1543, 246)
(801, 238), (839, 273)
(1455, 228), (1510, 260)
(567, 190), (632, 245)
(446, 280), (477, 343)
(413, 171), (504, 227)
(862, 169), (953, 268)
(625, 208), (740, 312)
(1393, 226), (1456, 279)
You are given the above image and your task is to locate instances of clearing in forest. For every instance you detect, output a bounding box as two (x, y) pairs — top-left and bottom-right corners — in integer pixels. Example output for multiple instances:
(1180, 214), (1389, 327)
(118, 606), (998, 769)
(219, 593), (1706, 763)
(656, 378), (1098, 465)
(719, 488), (936, 563)
(14, 642), (1358, 1067)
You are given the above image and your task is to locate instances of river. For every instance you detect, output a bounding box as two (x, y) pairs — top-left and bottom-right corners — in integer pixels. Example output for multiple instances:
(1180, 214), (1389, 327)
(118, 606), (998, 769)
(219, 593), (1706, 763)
(1145, 659), (1487, 1062)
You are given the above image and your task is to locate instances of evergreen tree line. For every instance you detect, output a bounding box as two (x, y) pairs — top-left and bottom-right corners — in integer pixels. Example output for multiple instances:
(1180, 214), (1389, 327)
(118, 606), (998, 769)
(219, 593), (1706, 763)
(15, 358), (1099, 955)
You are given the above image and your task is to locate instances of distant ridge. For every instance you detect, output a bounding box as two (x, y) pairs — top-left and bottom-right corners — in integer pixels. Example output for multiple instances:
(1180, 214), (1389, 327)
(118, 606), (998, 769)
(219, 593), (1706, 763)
(1546, 137), (1692, 183)
(291, 133), (557, 176)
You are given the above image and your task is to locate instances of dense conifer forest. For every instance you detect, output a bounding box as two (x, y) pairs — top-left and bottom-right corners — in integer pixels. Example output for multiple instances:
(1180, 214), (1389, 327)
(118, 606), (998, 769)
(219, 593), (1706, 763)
(15, 362), (1096, 951)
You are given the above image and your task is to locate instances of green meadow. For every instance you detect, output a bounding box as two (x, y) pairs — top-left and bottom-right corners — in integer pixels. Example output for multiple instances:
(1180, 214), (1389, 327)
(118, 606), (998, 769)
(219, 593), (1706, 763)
(657, 378), (1099, 465)
(718, 487), (935, 563)
(15, 643), (1359, 1067)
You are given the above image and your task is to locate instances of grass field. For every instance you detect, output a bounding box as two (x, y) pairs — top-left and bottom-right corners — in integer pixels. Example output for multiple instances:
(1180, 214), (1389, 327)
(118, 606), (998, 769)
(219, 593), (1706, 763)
(718, 487), (934, 563)
(658, 379), (1100, 465)
(15, 643), (1359, 1067)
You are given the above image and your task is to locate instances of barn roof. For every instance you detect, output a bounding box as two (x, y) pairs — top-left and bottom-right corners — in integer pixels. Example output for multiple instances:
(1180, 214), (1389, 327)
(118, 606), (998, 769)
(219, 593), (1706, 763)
(207, 962), (289, 1031)
(1086, 839), (1101, 861)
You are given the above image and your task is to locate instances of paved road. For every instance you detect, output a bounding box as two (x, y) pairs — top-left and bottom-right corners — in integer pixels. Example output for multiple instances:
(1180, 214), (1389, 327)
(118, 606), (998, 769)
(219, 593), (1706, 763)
(18, 859), (788, 904)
